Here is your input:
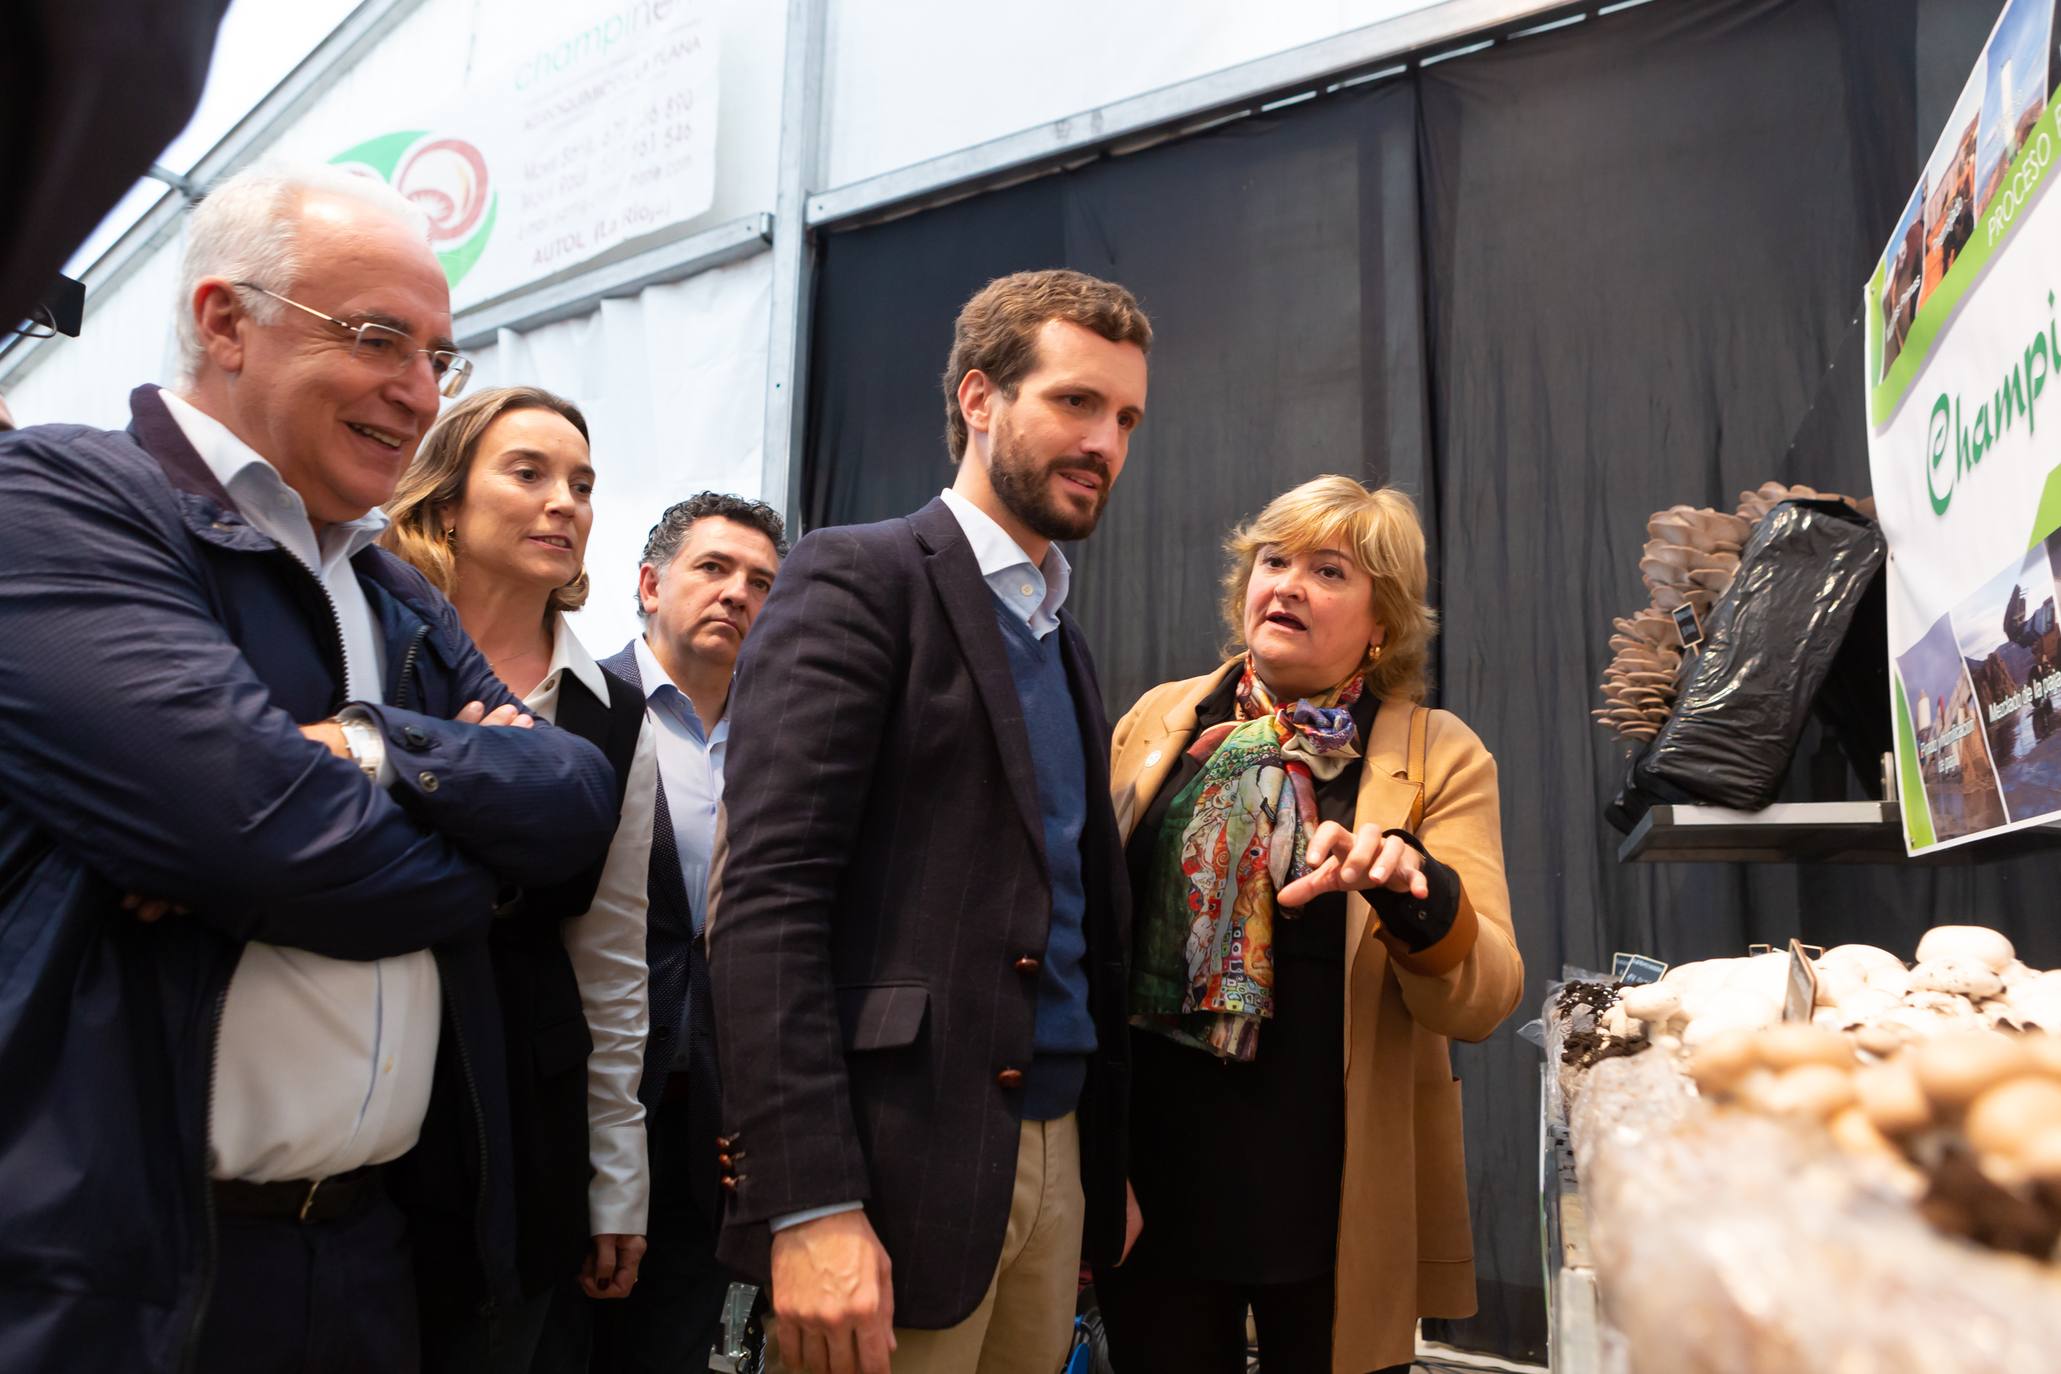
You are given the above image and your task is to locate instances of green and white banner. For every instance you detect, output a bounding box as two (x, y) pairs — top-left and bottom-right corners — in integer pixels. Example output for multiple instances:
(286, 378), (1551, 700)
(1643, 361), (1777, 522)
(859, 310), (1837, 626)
(328, 0), (718, 312)
(1867, 0), (2061, 853)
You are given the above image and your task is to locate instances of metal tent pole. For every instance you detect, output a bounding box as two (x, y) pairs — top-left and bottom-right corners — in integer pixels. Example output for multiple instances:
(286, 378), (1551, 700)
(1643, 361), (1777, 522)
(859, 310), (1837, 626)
(760, 0), (828, 533)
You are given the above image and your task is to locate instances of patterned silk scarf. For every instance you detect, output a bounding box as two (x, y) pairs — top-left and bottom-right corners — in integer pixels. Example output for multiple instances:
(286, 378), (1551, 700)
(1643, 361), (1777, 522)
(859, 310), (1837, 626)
(1130, 658), (1364, 1061)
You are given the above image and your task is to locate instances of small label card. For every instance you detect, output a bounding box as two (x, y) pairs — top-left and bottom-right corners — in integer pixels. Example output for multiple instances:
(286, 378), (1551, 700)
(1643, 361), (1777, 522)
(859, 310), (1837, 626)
(1671, 601), (1705, 650)
(1783, 938), (1822, 1023)
(1611, 951), (1670, 985)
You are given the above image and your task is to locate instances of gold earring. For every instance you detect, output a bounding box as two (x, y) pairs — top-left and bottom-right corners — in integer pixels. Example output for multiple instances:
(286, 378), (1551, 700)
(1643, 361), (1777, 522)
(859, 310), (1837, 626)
(1368, 644), (1384, 666)
(444, 527), (457, 541)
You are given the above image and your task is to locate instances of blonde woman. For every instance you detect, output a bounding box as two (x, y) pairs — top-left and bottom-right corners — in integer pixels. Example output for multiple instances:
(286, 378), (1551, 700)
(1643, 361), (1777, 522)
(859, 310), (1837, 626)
(1096, 476), (1523, 1374)
(383, 386), (659, 1371)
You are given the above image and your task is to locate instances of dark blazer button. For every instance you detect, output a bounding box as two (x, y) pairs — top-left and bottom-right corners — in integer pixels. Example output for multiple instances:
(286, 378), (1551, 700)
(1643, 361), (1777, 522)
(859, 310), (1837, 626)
(402, 725), (429, 748)
(718, 1153), (733, 1169)
(996, 1068), (1025, 1089)
(417, 771), (440, 793)
(721, 1174), (743, 1191)
(715, 1134), (733, 1150)
(1013, 956), (1041, 975)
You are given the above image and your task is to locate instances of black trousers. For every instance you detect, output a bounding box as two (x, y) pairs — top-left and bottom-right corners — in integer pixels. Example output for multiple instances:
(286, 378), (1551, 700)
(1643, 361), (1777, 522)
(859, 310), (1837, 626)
(193, 1187), (420, 1374)
(1095, 1263), (1410, 1374)
(420, 1283), (553, 1374)
(583, 1092), (734, 1374)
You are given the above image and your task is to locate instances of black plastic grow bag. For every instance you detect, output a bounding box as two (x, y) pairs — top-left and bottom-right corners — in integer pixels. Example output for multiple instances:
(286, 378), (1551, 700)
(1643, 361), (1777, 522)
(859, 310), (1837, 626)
(1630, 499), (1886, 811)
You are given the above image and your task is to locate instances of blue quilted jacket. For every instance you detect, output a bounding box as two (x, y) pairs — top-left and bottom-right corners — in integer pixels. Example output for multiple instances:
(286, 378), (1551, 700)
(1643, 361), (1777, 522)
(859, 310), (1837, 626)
(0, 386), (617, 1373)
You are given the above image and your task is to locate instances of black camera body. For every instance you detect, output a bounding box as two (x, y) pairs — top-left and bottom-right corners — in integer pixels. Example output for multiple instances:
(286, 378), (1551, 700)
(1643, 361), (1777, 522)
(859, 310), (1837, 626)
(16, 274), (84, 338)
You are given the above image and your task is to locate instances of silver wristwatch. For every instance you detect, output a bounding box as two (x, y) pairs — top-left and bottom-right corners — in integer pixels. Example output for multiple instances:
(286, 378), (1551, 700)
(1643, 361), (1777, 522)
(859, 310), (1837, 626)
(334, 712), (386, 783)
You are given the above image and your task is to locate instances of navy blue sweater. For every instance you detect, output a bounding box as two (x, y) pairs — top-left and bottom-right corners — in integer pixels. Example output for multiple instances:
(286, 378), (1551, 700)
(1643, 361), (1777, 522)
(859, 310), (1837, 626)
(994, 606), (1097, 1118)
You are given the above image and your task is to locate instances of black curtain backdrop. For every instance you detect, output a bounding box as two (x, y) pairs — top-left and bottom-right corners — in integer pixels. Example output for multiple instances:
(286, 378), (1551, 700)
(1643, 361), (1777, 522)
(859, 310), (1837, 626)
(800, 0), (2020, 1359)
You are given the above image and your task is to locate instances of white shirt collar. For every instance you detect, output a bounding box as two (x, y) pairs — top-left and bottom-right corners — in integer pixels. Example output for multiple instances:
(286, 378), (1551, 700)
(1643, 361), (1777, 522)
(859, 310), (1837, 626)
(539, 613), (610, 703)
(158, 388), (389, 567)
(632, 634), (681, 703)
(937, 486), (1072, 613)
(632, 634), (731, 734)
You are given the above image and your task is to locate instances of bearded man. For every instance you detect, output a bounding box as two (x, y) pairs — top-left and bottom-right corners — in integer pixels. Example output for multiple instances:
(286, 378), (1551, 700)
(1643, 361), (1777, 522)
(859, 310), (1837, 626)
(706, 270), (1151, 1374)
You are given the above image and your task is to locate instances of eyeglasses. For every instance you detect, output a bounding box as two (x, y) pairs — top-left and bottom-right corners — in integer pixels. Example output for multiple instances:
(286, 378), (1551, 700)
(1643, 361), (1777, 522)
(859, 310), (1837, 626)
(234, 281), (474, 398)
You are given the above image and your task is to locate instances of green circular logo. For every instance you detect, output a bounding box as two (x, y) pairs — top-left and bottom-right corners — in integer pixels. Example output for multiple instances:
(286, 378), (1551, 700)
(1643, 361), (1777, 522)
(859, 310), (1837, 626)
(332, 131), (498, 288)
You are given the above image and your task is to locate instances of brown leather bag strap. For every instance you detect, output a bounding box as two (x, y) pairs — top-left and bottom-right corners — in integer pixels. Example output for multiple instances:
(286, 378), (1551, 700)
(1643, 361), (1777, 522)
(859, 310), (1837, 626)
(1405, 705), (1430, 830)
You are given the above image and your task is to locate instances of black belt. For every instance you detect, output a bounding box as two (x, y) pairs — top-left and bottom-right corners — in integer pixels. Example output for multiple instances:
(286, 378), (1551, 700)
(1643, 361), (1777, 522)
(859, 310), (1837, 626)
(212, 1165), (382, 1224)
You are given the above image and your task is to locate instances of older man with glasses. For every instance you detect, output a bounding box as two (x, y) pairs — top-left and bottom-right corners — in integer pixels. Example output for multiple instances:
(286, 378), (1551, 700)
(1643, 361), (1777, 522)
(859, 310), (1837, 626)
(0, 162), (619, 1374)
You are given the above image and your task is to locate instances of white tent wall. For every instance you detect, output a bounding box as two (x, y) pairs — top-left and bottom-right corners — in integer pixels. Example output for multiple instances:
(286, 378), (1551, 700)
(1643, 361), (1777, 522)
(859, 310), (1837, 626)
(3, 245), (184, 431)
(2, 0), (784, 668)
(0, 0), (1553, 490)
(818, 0), (1454, 188)
(259, 0), (786, 302)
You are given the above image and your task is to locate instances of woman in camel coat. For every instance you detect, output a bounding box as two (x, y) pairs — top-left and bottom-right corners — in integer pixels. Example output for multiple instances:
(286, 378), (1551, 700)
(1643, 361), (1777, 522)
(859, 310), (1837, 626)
(1096, 475), (1524, 1374)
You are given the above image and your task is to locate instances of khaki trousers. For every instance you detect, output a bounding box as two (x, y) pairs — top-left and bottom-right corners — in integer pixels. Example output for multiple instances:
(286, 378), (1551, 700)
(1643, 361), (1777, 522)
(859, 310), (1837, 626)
(772, 1113), (1084, 1374)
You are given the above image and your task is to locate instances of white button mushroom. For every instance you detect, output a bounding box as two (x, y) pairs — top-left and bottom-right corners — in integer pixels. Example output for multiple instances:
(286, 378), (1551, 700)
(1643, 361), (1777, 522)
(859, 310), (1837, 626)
(1914, 925), (2016, 973)
(1818, 944), (1908, 982)
(1908, 959), (2005, 1000)
(2005, 971), (2061, 1031)
(1812, 962), (1867, 1009)
(1834, 988), (1901, 1027)
(1680, 996), (1783, 1046)
(1618, 982), (1682, 1024)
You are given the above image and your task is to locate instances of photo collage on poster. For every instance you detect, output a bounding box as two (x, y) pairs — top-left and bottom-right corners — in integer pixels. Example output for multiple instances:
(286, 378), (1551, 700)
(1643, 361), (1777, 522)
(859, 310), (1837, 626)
(1878, 0), (2057, 380)
(1901, 531), (2061, 840)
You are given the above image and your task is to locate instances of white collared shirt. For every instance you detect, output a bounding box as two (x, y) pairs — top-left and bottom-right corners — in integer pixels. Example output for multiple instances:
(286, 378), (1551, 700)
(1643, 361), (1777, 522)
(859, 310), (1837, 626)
(523, 615), (657, 1236)
(937, 486), (1072, 638)
(160, 388), (443, 1184)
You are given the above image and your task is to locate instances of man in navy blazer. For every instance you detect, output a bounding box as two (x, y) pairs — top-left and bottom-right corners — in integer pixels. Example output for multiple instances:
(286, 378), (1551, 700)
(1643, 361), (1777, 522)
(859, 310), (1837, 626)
(593, 491), (786, 1373)
(0, 164), (616, 1374)
(709, 270), (1152, 1374)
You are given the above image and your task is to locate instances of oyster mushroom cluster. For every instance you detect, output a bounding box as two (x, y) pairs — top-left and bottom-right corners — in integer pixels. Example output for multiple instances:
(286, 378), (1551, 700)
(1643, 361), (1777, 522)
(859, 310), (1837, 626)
(1597, 611), (1685, 741)
(1642, 505), (1750, 622)
(1736, 479), (1876, 525)
(1689, 1022), (2061, 1256)
(1596, 483), (1876, 746)
(1595, 505), (1750, 742)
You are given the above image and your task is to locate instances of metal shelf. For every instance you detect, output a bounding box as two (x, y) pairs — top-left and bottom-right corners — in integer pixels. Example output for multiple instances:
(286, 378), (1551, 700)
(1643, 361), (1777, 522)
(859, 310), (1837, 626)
(1616, 801), (2061, 864)
(1542, 1065), (1607, 1374)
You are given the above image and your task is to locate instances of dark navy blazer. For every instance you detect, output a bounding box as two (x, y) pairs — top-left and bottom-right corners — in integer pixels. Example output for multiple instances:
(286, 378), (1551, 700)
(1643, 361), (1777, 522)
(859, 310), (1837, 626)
(707, 498), (1132, 1328)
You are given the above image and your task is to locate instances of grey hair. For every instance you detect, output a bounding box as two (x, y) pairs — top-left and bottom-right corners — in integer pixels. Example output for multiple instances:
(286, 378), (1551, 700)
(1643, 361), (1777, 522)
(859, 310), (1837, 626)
(637, 492), (789, 620)
(173, 162), (431, 385)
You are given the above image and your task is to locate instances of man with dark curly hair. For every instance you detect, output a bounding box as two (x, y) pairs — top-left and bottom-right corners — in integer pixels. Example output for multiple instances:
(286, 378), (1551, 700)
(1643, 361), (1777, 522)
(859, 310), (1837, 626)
(585, 492), (786, 1372)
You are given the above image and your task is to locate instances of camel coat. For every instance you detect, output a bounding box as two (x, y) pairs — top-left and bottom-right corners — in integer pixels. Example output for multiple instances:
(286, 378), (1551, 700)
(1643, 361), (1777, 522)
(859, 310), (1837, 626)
(1108, 663), (1525, 1374)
